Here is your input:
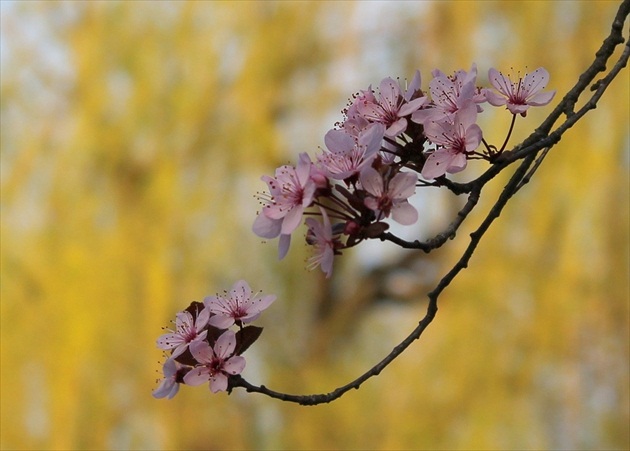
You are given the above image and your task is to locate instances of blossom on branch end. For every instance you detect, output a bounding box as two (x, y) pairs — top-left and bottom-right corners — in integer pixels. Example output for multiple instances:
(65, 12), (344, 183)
(253, 154), (317, 259)
(422, 100), (483, 179)
(156, 308), (210, 358)
(184, 330), (246, 393)
(484, 67), (556, 116)
(153, 358), (188, 399)
(204, 279), (276, 329)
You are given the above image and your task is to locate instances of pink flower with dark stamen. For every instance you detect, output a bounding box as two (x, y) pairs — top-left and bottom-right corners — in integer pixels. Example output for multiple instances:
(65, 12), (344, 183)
(356, 76), (427, 137)
(204, 280), (276, 329)
(253, 154), (317, 259)
(360, 167), (418, 225)
(317, 123), (385, 181)
(153, 358), (185, 399)
(184, 330), (246, 393)
(412, 64), (483, 126)
(422, 100), (482, 179)
(484, 67), (556, 116)
(157, 308), (210, 358)
(305, 208), (336, 278)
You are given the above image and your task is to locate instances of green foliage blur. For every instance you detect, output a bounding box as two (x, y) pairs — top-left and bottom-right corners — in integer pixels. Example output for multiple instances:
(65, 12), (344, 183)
(1, 1), (628, 450)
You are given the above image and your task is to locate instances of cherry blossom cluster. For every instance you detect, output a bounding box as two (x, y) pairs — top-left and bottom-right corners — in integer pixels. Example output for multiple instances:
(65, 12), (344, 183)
(153, 64), (555, 400)
(252, 65), (555, 277)
(153, 280), (275, 398)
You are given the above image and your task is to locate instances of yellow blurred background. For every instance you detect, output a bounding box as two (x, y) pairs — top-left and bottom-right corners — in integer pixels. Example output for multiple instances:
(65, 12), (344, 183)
(1, 1), (628, 450)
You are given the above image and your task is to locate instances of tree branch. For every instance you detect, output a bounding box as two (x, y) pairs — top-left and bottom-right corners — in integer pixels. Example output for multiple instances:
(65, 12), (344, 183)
(230, 0), (629, 405)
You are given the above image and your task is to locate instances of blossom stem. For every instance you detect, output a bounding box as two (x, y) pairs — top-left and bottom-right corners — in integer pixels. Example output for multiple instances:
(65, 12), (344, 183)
(498, 113), (517, 154)
(312, 199), (354, 221)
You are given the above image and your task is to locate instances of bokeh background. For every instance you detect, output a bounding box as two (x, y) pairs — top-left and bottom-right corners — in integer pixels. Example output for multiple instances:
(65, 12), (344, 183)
(1, 1), (629, 450)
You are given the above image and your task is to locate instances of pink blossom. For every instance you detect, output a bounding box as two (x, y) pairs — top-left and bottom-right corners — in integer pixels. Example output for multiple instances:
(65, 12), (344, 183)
(204, 279), (276, 329)
(317, 123), (385, 181)
(422, 100), (482, 179)
(412, 64), (483, 126)
(305, 208), (336, 278)
(253, 154), (317, 259)
(342, 88), (375, 137)
(356, 76), (427, 138)
(152, 358), (183, 399)
(183, 330), (246, 393)
(157, 308), (210, 358)
(360, 167), (418, 225)
(484, 67), (556, 116)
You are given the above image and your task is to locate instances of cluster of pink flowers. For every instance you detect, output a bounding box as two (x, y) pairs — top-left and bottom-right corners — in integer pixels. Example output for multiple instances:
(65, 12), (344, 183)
(153, 280), (275, 398)
(253, 65), (555, 277)
(153, 64), (554, 401)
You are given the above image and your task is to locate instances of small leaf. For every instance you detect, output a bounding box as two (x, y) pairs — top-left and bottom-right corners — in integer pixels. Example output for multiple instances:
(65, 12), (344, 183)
(234, 326), (263, 355)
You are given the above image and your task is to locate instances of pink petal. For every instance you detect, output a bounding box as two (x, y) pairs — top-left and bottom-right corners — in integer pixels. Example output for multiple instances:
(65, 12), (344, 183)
(261, 175), (282, 196)
(295, 153), (312, 186)
(389, 171), (417, 200)
(391, 202), (418, 226)
(152, 378), (179, 399)
(189, 340), (214, 364)
(170, 343), (189, 359)
(464, 124), (483, 152)
(506, 103), (529, 115)
(230, 279), (250, 297)
(356, 102), (385, 121)
(358, 123), (385, 156)
(214, 330), (237, 359)
(385, 118), (407, 137)
(421, 150), (457, 180)
(162, 358), (178, 378)
(247, 294), (276, 314)
(379, 77), (401, 111)
(223, 356), (246, 375)
(281, 204), (304, 235)
(195, 307), (211, 329)
(398, 96), (427, 116)
(240, 311), (261, 324)
(482, 89), (507, 107)
(446, 153), (468, 173)
(455, 100), (478, 129)
(278, 233), (291, 260)
(411, 107), (440, 126)
(404, 70), (422, 101)
(157, 333), (183, 350)
(528, 90), (556, 106)
(324, 129), (355, 153)
(262, 203), (287, 220)
(252, 213), (281, 239)
(488, 68), (513, 96)
(522, 67), (549, 95)
(359, 167), (383, 197)
(174, 312), (193, 331)
(208, 314), (235, 329)
(210, 373), (228, 393)
(183, 367), (211, 386)
(320, 247), (334, 278)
